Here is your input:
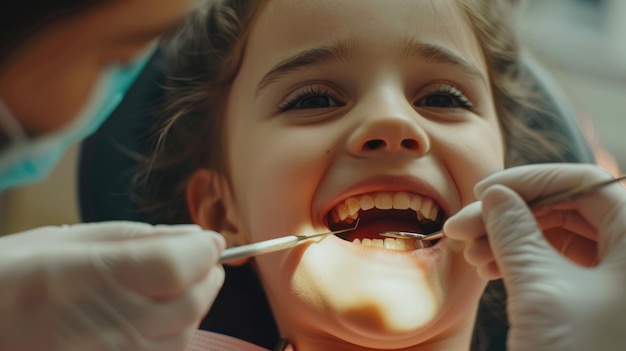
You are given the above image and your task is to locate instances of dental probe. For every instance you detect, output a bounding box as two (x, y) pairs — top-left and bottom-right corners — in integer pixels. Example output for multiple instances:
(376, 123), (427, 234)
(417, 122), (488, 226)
(380, 175), (626, 241)
(379, 231), (444, 242)
(219, 219), (360, 264)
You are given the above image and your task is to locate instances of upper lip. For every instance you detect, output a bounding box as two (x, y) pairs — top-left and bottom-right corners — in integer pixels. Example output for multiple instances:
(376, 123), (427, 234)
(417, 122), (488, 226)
(317, 174), (450, 228)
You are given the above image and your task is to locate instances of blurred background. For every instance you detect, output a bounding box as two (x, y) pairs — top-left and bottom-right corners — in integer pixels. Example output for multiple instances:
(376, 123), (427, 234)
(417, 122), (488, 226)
(0, 145), (80, 235)
(516, 0), (626, 171)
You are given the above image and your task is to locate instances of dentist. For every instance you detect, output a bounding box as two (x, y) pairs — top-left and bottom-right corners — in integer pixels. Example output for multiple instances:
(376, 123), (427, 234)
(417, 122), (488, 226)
(0, 2), (225, 350)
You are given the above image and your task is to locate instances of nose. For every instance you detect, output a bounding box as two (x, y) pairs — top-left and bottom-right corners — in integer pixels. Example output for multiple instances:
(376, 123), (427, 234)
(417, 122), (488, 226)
(347, 99), (430, 158)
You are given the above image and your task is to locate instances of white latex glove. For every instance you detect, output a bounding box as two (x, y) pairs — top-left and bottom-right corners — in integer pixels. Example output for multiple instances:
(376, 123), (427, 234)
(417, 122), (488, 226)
(444, 163), (626, 351)
(0, 221), (226, 351)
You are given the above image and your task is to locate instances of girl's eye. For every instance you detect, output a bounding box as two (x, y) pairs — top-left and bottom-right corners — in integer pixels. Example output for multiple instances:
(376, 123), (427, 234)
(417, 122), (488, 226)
(415, 85), (474, 110)
(279, 87), (344, 112)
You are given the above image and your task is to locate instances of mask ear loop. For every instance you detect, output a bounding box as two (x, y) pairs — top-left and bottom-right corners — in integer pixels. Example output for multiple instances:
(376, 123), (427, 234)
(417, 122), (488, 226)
(0, 98), (28, 151)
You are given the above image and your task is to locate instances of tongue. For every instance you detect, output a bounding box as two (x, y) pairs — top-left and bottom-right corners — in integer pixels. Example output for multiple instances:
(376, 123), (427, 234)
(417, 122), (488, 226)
(340, 219), (425, 241)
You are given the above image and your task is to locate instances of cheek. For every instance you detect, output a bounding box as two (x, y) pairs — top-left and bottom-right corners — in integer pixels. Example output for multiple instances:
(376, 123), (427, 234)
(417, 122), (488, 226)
(227, 122), (338, 241)
(438, 123), (504, 205)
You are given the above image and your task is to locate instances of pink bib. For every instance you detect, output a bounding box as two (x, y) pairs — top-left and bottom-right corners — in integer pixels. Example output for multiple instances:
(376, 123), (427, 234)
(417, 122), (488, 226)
(187, 329), (294, 351)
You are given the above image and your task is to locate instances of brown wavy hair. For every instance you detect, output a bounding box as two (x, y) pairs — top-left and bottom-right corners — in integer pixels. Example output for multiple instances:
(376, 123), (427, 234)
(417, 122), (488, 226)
(137, 0), (593, 349)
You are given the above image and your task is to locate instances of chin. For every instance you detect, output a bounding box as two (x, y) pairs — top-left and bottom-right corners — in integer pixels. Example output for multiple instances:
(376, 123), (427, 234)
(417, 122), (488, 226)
(323, 291), (478, 350)
(257, 219), (483, 349)
(331, 317), (447, 350)
(279, 238), (482, 344)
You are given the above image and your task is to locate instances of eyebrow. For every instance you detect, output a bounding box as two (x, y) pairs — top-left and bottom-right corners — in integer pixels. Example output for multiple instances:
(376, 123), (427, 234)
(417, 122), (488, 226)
(256, 40), (355, 95)
(255, 38), (486, 95)
(401, 39), (486, 83)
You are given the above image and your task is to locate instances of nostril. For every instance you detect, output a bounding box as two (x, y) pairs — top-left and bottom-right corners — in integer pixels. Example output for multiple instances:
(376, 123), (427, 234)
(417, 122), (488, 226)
(401, 139), (419, 150)
(364, 139), (386, 150)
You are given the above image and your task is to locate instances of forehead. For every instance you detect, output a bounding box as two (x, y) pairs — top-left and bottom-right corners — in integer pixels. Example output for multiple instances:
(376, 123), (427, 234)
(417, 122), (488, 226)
(245, 0), (487, 80)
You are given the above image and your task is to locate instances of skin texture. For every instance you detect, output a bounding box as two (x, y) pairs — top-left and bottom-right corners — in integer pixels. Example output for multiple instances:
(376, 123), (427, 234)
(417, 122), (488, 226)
(0, 0), (196, 137)
(189, 0), (506, 350)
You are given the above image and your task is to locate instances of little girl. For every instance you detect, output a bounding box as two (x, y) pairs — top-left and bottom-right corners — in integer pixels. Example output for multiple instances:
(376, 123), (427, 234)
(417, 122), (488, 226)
(141, 0), (590, 350)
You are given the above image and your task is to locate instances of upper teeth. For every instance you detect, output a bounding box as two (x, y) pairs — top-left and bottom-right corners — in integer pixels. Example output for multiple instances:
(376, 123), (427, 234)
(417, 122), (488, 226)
(330, 191), (440, 224)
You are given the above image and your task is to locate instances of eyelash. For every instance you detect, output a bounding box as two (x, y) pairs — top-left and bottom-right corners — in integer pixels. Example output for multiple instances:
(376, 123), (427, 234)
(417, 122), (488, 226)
(417, 85), (474, 110)
(278, 84), (474, 113)
(278, 86), (344, 112)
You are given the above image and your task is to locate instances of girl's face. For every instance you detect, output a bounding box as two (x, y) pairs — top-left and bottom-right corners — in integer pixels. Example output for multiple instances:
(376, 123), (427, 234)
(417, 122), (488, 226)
(217, 0), (503, 348)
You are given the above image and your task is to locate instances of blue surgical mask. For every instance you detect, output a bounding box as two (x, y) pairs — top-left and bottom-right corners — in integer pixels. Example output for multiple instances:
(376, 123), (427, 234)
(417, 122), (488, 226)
(0, 44), (156, 193)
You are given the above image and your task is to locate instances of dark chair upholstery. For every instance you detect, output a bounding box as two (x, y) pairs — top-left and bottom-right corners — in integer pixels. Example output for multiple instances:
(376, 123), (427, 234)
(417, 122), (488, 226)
(79, 49), (164, 224)
(78, 48), (594, 351)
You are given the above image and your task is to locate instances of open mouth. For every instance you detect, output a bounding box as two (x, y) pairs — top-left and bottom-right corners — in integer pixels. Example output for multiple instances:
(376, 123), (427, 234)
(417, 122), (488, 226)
(326, 191), (444, 251)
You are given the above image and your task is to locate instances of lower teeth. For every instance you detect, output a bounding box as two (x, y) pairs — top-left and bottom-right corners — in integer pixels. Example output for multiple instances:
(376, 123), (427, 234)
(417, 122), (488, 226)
(351, 238), (428, 251)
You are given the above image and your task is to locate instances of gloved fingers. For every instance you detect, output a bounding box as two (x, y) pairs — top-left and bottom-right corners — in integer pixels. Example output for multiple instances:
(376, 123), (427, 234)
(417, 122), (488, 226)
(532, 183), (626, 265)
(480, 184), (564, 282)
(53, 264), (223, 351)
(476, 260), (501, 281)
(4, 222), (207, 245)
(543, 228), (598, 267)
(443, 201), (484, 241)
(476, 166), (626, 351)
(90, 230), (225, 299)
(463, 236), (494, 268)
(0, 225), (77, 246)
(535, 208), (596, 241)
(63, 222), (207, 242)
(475, 164), (626, 244)
(587, 197), (626, 264)
(474, 163), (613, 201)
(535, 209), (599, 266)
(133, 265), (225, 339)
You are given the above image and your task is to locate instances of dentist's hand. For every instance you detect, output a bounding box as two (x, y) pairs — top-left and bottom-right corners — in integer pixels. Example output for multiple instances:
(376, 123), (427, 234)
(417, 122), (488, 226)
(445, 163), (626, 351)
(0, 221), (226, 351)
